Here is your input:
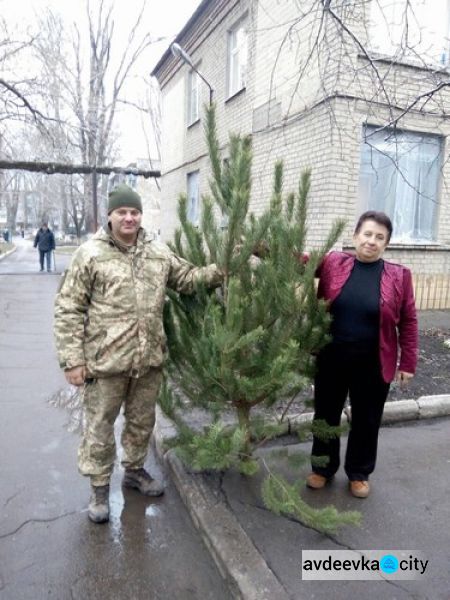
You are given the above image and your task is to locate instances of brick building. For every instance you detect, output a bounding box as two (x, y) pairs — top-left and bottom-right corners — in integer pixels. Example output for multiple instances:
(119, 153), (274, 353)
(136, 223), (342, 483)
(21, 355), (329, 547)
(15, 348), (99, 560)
(152, 0), (450, 308)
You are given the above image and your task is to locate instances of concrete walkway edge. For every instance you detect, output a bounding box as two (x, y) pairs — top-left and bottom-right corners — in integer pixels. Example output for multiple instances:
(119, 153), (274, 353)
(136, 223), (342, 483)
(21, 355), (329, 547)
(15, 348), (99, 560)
(288, 393), (450, 429)
(163, 447), (289, 600)
(154, 394), (450, 599)
(0, 246), (17, 261)
(153, 408), (289, 599)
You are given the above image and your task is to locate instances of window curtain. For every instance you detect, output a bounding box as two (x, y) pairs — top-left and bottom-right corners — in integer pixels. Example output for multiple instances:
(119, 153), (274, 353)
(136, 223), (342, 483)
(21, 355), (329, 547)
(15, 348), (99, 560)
(359, 127), (441, 242)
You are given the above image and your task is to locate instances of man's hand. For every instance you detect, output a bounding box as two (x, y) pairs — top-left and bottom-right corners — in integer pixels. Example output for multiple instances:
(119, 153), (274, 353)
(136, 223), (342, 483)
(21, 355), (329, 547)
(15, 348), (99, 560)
(64, 366), (86, 386)
(396, 371), (414, 389)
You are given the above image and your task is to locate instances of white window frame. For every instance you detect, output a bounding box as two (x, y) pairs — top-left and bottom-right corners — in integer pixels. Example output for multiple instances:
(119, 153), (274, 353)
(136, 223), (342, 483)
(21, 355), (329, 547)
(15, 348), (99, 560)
(227, 17), (248, 99)
(187, 170), (200, 225)
(358, 125), (442, 243)
(187, 68), (200, 126)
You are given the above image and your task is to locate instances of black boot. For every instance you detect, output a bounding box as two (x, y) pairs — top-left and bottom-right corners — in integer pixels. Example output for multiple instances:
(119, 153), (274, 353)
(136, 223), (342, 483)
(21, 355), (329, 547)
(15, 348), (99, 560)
(88, 484), (110, 523)
(123, 468), (164, 497)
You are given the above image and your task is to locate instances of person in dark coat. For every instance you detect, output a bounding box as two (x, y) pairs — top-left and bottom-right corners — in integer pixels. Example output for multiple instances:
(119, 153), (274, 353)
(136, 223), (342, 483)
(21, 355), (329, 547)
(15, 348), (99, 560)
(306, 211), (418, 499)
(34, 222), (55, 272)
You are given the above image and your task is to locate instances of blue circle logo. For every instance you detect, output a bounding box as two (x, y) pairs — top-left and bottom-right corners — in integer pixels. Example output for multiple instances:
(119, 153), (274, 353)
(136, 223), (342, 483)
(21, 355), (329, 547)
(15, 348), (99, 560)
(380, 554), (399, 574)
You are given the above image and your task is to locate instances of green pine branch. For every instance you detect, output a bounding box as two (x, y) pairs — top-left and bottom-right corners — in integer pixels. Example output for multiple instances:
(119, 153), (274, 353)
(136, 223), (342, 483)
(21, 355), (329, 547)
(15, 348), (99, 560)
(261, 469), (361, 534)
(157, 102), (359, 534)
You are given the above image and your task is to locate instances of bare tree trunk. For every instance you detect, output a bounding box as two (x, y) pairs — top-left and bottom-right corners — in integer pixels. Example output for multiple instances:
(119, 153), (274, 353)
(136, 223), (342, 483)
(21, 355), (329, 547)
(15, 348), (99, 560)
(59, 178), (68, 233)
(83, 173), (94, 233)
(7, 190), (19, 232)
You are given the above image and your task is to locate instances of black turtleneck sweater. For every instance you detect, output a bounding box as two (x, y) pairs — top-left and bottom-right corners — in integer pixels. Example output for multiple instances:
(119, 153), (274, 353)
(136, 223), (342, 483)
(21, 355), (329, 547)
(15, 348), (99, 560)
(330, 258), (384, 344)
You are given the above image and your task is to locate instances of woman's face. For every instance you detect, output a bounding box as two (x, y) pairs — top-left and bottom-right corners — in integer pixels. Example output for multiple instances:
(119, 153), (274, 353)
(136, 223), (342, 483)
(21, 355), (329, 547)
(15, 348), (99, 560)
(353, 219), (389, 263)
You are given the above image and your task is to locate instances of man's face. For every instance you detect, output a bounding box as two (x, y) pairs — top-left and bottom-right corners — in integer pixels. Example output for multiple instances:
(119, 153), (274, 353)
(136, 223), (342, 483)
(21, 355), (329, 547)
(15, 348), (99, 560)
(109, 206), (142, 241)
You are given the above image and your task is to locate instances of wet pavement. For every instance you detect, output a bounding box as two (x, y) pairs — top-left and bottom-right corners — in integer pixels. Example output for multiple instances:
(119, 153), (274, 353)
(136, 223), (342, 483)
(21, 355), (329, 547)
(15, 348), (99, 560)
(156, 408), (450, 600)
(218, 417), (450, 599)
(153, 304), (450, 599)
(0, 238), (231, 600)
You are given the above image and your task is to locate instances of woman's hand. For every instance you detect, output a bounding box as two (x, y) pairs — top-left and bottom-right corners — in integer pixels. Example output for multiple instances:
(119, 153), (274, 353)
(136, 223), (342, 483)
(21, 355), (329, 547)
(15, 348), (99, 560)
(64, 366), (86, 386)
(396, 371), (414, 389)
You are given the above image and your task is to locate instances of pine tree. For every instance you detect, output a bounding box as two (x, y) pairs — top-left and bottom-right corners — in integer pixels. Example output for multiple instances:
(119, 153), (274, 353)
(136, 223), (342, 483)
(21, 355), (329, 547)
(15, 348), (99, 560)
(159, 104), (360, 533)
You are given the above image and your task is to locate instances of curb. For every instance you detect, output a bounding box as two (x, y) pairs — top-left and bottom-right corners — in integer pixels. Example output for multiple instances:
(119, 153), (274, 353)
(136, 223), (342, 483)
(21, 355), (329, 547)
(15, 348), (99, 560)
(0, 246), (16, 261)
(286, 394), (450, 430)
(154, 406), (289, 600)
(154, 395), (450, 600)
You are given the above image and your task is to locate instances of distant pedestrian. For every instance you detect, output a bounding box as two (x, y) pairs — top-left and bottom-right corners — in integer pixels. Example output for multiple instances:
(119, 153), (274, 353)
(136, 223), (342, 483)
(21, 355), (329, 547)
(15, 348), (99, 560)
(33, 222), (55, 272)
(54, 184), (224, 524)
(306, 211), (418, 499)
(20, 227), (25, 238)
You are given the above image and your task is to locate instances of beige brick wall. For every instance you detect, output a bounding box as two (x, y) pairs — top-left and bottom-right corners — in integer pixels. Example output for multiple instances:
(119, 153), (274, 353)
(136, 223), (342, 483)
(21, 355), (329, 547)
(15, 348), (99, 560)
(155, 0), (450, 308)
(382, 248), (450, 309)
(252, 0), (324, 121)
(159, 0), (254, 240)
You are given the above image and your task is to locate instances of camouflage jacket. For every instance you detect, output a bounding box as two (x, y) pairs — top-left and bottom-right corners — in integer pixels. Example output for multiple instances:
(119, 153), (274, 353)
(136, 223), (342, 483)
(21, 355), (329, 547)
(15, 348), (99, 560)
(54, 227), (223, 378)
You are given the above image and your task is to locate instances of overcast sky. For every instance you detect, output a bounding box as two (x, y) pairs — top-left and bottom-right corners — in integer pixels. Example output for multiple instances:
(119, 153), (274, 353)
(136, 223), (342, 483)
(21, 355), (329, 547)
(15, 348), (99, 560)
(1, 0), (202, 162)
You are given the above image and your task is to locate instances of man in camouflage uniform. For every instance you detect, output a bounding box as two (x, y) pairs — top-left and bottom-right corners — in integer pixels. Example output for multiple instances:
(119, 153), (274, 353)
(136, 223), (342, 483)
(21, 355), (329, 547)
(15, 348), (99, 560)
(54, 184), (223, 523)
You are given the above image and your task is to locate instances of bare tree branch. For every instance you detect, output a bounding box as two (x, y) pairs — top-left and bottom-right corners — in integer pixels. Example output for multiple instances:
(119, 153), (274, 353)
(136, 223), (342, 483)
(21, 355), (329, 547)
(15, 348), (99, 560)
(0, 77), (48, 122)
(0, 160), (160, 178)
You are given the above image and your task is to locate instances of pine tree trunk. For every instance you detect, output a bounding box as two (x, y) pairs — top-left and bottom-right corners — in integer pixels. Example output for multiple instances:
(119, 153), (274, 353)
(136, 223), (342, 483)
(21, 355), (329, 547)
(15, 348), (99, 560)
(236, 402), (252, 458)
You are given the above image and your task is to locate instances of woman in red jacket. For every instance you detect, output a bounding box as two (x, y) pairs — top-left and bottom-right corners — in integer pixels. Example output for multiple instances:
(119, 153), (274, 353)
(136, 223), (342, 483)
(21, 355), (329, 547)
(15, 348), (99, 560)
(306, 211), (418, 498)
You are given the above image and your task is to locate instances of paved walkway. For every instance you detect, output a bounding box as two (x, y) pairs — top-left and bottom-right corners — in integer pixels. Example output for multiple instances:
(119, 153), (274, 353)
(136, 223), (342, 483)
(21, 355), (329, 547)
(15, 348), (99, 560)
(156, 411), (450, 599)
(0, 238), (231, 600)
(4, 237), (449, 599)
(155, 310), (450, 600)
(219, 418), (450, 599)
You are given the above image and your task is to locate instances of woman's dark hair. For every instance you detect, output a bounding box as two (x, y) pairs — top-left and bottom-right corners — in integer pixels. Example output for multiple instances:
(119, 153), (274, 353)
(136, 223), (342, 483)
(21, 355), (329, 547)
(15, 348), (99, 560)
(354, 210), (393, 242)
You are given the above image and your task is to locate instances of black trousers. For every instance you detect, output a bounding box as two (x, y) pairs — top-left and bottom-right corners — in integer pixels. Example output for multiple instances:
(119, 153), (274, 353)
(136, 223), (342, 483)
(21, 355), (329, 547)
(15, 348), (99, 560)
(39, 249), (52, 271)
(311, 342), (390, 481)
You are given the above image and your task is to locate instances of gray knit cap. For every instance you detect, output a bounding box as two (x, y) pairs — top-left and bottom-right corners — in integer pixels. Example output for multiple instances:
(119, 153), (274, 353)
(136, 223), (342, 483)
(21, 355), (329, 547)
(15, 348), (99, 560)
(108, 184), (143, 214)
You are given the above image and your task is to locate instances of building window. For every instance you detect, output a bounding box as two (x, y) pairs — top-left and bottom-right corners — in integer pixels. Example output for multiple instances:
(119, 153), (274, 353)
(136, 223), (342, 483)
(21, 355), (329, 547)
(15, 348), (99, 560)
(187, 68), (200, 126)
(187, 171), (200, 225)
(227, 17), (248, 98)
(358, 126), (442, 243)
(369, 0), (450, 66)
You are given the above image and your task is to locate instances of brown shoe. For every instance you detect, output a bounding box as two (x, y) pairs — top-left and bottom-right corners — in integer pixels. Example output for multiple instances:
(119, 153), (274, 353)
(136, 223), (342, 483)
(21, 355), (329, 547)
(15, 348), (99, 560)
(349, 480), (370, 498)
(306, 473), (330, 489)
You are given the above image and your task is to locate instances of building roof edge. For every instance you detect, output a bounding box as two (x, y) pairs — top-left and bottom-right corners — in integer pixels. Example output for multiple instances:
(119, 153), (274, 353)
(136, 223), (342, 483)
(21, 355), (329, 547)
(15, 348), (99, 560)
(150, 0), (213, 79)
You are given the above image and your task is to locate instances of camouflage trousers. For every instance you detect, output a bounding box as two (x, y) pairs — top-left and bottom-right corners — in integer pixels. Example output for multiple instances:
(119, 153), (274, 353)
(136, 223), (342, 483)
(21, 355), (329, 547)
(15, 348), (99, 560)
(78, 368), (162, 486)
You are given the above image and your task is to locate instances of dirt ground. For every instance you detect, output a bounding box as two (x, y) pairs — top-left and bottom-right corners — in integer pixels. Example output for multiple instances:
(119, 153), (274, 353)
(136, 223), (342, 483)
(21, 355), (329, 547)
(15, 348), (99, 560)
(388, 326), (450, 401)
(270, 320), (450, 419)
